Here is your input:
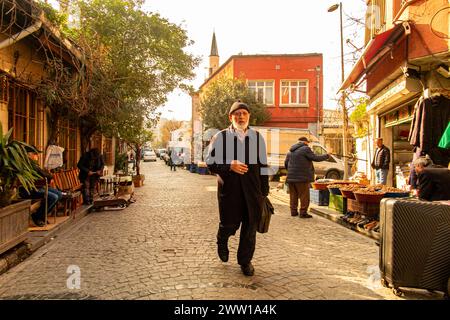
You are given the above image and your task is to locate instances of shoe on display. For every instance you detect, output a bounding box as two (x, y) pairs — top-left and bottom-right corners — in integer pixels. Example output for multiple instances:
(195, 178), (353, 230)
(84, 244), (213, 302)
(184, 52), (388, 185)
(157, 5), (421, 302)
(240, 263), (255, 276)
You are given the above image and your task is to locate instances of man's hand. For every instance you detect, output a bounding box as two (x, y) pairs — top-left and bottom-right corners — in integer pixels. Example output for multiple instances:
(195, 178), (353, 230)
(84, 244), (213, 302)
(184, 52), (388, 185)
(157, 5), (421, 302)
(230, 160), (248, 175)
(88, 171), (95, 176)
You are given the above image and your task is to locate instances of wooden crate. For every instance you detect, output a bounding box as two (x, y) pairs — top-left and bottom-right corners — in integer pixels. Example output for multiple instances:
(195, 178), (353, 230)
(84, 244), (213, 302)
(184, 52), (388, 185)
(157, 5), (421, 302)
(0, 200), (31, 255)
(347, 199), (380, 217)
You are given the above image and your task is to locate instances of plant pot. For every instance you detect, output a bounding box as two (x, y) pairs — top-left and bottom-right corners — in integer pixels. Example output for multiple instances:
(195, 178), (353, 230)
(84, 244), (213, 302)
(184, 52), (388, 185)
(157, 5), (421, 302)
(132, 174), (145, 187)
(0, 200), (31, 255)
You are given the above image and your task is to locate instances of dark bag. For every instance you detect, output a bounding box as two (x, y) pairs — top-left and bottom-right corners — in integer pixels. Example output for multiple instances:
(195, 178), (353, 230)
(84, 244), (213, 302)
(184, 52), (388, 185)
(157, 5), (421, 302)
(258, 197), (274, 233)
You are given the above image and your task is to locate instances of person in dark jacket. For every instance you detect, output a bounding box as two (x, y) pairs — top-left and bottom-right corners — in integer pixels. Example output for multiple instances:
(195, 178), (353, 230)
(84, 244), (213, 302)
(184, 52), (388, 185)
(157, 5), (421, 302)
(206, 100), (269, 277)
(413, 157), (450, 201)
(19, 148), (63, 227)
(77, 148), (105, 205)
(371, 138), (390, 185)
(284, 137), (329, 218)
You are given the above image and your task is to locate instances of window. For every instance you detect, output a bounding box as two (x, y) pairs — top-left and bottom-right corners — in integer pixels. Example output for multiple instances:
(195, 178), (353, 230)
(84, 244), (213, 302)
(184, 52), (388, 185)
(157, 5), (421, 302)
(248, 81), (274, 105)
(280, 80), (308, 106)
(57, 119), (78, 169)
(7, 84), (45, 164)
(365, 0), (387, 44)
(103, 137), (113, 165)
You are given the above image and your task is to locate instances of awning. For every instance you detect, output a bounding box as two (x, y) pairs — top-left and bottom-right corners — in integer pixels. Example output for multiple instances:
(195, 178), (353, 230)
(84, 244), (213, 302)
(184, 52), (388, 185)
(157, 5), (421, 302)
(338, 22), (410, 93)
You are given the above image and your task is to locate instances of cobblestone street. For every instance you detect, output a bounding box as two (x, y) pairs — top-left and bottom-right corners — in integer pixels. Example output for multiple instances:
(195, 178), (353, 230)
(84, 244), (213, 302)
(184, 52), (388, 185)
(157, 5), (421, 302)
(0, 160), (433, 300)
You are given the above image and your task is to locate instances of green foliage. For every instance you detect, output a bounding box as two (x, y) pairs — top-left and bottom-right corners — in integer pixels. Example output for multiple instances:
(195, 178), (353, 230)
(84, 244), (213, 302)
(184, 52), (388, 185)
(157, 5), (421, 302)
(36, 1), (72, 36)
(199, 78), (271, 130)
(0, 123), (42, 207)
(349, 98), (369, 138)
(74, 0), (199, 130)
(114, 150), (128, 173)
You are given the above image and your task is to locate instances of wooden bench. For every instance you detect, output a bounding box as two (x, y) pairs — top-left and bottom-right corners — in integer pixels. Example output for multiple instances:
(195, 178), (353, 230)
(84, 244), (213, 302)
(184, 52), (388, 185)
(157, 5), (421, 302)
(53, 168), (83, 217)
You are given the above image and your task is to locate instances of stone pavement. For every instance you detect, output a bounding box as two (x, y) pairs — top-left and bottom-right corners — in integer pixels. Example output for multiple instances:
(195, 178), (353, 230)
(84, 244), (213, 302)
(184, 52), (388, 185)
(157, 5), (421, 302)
(0, 160), (442, 300)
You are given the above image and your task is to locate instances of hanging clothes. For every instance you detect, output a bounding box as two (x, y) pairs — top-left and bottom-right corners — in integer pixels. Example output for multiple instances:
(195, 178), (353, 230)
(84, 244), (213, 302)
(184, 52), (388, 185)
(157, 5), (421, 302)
(408, 95), (450, 166)
(438, 122), (450, 149)
(44, 145), (65, 170)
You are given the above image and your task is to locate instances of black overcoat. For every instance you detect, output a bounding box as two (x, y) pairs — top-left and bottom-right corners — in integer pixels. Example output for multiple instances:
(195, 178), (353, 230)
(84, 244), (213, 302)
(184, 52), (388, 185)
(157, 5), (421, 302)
(206, 126), (270, 227)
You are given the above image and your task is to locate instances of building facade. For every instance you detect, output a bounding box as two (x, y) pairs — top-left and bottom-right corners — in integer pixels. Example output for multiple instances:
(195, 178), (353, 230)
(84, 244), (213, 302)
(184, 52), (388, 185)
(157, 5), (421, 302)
(191, 33), (323, 164)
(341, 0), (450, 186)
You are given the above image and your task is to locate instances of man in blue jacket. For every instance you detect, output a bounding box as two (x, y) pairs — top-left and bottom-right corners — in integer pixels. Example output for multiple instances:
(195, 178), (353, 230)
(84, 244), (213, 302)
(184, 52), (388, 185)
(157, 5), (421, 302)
(285, 137), (329, 218)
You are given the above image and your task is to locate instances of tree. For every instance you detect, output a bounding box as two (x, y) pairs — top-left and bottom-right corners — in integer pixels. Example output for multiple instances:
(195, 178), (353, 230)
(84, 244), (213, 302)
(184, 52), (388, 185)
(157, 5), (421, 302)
(115, 103), (154, 176)
(159, 120), (183, 148)
(199, 78), (271, 130)
(42, 0), (200, 150)
(349, 98), (369, 138)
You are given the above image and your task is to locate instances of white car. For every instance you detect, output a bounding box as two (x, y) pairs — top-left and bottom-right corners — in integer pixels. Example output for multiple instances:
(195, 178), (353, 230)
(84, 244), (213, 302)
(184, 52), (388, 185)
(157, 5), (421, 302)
(143, 149), (157, 162)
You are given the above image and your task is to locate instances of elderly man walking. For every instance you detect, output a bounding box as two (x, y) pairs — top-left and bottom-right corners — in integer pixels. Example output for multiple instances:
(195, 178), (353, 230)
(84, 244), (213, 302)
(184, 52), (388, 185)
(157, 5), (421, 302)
(285, 137), (329, 218)
(206, 100), (269, 276)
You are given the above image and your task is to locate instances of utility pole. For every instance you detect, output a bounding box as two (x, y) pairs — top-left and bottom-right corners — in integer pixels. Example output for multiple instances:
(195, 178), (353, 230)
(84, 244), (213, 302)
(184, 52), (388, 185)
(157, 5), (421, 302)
(328, 2), (349, 180)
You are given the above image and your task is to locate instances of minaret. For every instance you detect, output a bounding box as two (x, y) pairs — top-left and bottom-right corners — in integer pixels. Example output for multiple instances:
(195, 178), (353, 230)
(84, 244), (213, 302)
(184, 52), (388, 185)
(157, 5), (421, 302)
(209, 32), (219, 76)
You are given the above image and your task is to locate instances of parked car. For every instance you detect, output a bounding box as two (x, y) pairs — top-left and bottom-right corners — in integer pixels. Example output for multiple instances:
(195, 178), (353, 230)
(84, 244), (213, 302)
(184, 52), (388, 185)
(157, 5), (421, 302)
(143, 149), (157, 162)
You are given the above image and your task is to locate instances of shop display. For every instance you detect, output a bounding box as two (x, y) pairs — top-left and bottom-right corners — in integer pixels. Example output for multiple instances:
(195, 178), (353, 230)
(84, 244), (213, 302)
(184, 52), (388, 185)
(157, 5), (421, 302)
(328, 194), (346, 213)
(327, 184), (343, 195)
(309, 189), (329, 206)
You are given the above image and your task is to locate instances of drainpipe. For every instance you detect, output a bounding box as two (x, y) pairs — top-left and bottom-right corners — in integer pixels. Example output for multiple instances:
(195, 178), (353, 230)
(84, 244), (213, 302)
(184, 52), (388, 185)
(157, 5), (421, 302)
(0, 21), (42, 50)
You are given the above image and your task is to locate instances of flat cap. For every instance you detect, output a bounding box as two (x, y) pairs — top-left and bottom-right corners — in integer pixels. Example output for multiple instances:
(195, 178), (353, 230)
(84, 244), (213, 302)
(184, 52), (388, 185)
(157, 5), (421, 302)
(229, 100), (250, 115)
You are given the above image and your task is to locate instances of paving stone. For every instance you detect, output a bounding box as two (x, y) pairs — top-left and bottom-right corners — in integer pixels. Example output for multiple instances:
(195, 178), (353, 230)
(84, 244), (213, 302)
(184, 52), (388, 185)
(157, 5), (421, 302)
(0, 161), (436, 300)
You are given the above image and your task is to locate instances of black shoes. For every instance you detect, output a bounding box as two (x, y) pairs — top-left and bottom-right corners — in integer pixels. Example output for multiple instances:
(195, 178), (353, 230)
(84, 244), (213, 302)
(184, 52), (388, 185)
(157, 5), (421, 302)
(217, 242), (229, 262)
(291, 212), (299, 216)
(299, 213), (313, 218)
(240, 263), (255, 276)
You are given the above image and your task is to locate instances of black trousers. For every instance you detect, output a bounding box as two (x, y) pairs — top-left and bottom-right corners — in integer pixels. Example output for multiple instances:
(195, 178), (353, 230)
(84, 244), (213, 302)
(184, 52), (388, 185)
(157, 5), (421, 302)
(216, 194), (257, 266)
(82, 176), (98, 204)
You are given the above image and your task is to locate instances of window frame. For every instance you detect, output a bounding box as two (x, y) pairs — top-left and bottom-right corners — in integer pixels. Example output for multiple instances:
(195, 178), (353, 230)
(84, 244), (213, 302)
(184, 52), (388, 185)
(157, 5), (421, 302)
(247, 80), (275, 106)
(279, 79), (309, 107)
(7, 83), (45, 166)
(57, 118), (78, 169)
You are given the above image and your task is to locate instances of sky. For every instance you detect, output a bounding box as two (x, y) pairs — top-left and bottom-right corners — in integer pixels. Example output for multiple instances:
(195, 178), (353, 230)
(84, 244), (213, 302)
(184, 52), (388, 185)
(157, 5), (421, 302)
(140, 0), (367, 121)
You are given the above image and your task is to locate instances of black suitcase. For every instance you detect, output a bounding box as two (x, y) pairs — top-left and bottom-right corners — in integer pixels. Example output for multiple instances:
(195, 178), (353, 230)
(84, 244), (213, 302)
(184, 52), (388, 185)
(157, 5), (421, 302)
(379, 198), (450, 297)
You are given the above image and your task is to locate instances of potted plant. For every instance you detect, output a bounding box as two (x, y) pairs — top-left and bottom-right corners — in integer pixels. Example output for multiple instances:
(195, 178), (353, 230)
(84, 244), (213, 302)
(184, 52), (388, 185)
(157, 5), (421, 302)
(0, 123), (42, 254)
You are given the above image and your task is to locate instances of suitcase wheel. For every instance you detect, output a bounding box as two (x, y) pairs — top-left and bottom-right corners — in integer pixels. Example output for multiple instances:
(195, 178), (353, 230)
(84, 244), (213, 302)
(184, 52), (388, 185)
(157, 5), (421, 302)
(392, 288), (403, 297)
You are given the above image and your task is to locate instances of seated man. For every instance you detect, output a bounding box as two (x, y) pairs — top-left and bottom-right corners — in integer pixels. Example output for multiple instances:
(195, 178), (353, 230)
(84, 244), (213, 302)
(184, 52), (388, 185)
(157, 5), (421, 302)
(18, 148), (63, 227)
(413, 157), (450, 201)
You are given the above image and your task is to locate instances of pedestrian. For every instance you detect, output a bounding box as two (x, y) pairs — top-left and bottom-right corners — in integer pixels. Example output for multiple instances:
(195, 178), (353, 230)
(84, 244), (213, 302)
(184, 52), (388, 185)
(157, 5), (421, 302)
(19, 146), (63, 227)
(206, 100), (269, 276)
(284, 137), (329, 218)
(77, 148), (105, 205)
(413, 157), (450, 201)
(371, 138), (390, 185)
(168, 149), (177, 171)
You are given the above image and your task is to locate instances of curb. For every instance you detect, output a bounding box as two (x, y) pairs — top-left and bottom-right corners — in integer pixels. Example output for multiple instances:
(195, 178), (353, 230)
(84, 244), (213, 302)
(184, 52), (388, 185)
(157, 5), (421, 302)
(270, 189), (380, 241)
(0, 205), (91, 276)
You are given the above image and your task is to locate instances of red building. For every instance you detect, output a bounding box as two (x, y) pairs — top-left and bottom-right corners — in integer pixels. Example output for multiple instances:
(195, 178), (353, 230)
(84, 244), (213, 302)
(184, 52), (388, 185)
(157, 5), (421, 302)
(191, 33), (323, 162)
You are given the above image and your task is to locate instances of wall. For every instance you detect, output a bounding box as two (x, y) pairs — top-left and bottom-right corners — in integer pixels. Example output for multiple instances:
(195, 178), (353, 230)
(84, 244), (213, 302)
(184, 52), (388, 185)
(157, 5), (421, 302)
(0, 36), (46, 84)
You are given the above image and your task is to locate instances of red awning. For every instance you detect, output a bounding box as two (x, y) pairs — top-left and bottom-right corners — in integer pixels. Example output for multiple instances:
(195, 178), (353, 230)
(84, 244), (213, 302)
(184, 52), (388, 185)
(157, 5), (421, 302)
(339, 23), (407, 92)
